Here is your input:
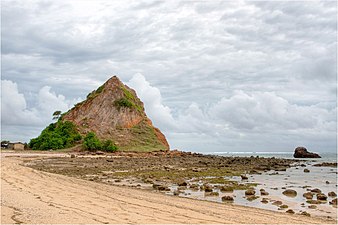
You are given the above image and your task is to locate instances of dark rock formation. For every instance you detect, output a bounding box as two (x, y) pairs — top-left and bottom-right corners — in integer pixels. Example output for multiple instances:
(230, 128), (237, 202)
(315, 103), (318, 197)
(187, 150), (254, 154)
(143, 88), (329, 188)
(62, 76), (169, 152)
(293, 147), (321, 158)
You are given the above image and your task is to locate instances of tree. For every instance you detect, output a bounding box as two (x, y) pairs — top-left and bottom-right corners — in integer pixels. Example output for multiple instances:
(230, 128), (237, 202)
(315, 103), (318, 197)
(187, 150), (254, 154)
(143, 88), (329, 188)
(52, 110), (62, 120)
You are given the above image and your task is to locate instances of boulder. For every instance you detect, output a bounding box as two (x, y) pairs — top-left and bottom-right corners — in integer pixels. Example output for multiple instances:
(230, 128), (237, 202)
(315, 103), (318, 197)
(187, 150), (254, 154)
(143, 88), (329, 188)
(286, 209), (295, 214)
(316, 193), (327, 201)
(293, 147), (321, 158)
(245, 189), (256, 195)
(328, 191), (337, 197)
(310, 188), (322, 193)
(303, 192), (314, 199)
(272, 200), (283, 206)
(303, 169), (310, 173)
(329, 198), (337, 205)
(282, 189), (297, 197)
(240, 175), (248, 180)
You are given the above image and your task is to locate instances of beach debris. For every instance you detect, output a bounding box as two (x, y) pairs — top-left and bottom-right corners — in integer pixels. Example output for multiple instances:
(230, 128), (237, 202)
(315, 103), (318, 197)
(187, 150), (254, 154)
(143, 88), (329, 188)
(272, 200), (283, 206)
(245, 189), (256, 195)
(303, 169), (310, 173)
(303, 192), (314, 199)
(300, 211), (311, 217)
(329, 198), (337, 205)
(221, 195), (234, 202)
(293, 147), (321, 158)
(328, 191), (337, 197)
(286, 209), (295, 214)
(308, 205), (317, 209)
(282, 189), (297, 197)
(316, 193), (328, 201)
(310, 188), (322, 193)
(241, 174), (248, 180)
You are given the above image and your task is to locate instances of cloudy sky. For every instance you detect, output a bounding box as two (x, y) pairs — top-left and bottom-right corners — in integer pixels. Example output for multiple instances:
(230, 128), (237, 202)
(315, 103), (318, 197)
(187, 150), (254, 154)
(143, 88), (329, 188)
(1, 0), (337, 153)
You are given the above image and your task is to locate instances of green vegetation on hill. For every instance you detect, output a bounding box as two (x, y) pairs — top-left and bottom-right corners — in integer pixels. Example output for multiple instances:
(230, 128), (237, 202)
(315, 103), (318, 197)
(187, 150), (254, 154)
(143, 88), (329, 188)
(114, 86), (143, 113)
(29, 121), (82, 150)
(83, 132), (118, 152)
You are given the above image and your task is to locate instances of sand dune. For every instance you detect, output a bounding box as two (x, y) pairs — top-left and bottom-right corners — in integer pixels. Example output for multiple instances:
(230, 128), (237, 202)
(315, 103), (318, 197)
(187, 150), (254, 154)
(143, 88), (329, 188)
(1, 154), (335, 224)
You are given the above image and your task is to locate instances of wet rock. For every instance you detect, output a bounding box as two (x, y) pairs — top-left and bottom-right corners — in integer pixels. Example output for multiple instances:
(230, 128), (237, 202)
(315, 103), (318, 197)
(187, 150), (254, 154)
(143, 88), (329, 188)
(282, 189), (297, 197)
(329, 198), (337, 205)
(246, 195), (259, 201)
(261, 198), (269, 204)
(178, 181), (188, 186)
(245, 189), (256, 195)
(221, 196), (234, 202)
(241, 175), (248, 180)
(293, 147), (321, 158)
(303, 169), (310, 173)
(308, 205), (317, 209)
(317, 193), (327, 201)
(310, 188), (321, 193)
(272, 201), (283, 206)
(306, 200), (322, 204)
(286, 209), (295, 214)
(280, 204), (288, 209)
(328, 191), (337, 197)
(300, 211), (311, 217)
(303, 192), (314, 199)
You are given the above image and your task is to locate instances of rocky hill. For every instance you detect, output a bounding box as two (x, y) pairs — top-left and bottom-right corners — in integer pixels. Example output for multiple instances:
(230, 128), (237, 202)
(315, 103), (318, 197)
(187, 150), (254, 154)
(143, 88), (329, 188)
(62, 76), (169, 152)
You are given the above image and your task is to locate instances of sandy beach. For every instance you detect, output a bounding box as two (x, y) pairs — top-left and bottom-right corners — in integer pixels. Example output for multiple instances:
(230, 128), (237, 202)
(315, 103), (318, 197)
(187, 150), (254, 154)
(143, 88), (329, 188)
(1, 153), (335, 224)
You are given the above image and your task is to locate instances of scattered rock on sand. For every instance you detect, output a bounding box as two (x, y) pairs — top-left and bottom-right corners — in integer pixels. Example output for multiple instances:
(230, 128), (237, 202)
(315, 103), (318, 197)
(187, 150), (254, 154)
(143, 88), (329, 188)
(279, 204), (288, 209)
(308, 205), (317, 209)
(245, 189), (256, 195)
(328, 191), (337, 197)
(70, 154), (76, 158)
(304, 169), (310, 173)
(303, 192), (314, 199)
(306, 200), (322, 204)
(326, 181), (330, 184)
(246, 195), (259, 201)
(220, 186), (234, 192)
(178, 181), (188, 186)
(260, 189), (269, 196)
(317, 193), (327, 201)
(282, 189), (297, 197)
(206, 191), (219, 196)
(293, 147), (321, 158)
(261, 198), (269, 204)
(286, 209), (295, 214)
(203, 185), (213, 192)
(221, 196), (234, 202)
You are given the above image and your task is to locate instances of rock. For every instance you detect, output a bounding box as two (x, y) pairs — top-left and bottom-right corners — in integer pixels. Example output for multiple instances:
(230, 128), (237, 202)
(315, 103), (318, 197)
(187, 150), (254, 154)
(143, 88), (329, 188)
(220, 186), (234, 192)
(173, 190), (180, 196)
(329, 198), (337, 205)
(245, 189), (256, 195)
(300, 211), (311, 217)
(272, 201), (283, 206)
(303, 192), (314, 199)
(317, 193), (327, 201)
(293, 147), (321, 158)
(304, 169), (310, 173)
(261, 198), (269, 204)
(96, 151), (105, 155)
(328, 191), (337, 197)
(70, 154), (76, 158)
(221, 196), (234, 202)
(280, 204), (288, 209)
(306, 200), (322, 204)
(282, 189), (297, 197)
(204, 185), (213, 192)
(178, 181), (188, 186)
(246, 196), (259, 201)
(241, 175), (248, 180)
(310, 188), (322, 193)
(206, 191), (219, 196)
(308, 205), (317, 209)
(260, 190), (269, 196)
(313, 162), (337, 167)
(326, 181), (330, 184)
(286, 209), (295, 214)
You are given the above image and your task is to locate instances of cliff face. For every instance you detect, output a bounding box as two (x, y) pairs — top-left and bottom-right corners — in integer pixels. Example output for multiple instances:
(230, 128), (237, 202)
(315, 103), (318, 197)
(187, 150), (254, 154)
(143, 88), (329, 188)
(62, 76), (169, 152)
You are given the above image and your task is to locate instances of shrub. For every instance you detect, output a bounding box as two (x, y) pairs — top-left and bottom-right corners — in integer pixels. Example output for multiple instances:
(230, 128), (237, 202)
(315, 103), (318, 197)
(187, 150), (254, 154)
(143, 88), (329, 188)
(114, 98), (133, 108)
(83, 132), (118, 152)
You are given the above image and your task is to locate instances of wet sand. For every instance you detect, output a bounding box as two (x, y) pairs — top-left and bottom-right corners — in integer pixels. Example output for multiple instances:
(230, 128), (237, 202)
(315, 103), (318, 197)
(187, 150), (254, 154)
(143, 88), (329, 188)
(1, 152), (335, 224)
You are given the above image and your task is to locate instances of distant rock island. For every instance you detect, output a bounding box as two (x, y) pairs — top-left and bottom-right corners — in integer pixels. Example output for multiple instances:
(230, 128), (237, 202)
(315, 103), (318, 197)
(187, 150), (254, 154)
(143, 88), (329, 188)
(30, 76), (169, 152)
(293, 146), (321, 158)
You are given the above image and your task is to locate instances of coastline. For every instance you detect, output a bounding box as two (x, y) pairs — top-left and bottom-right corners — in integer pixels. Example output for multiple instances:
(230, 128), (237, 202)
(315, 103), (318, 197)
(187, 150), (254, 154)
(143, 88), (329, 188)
(1, 151), (337, 224)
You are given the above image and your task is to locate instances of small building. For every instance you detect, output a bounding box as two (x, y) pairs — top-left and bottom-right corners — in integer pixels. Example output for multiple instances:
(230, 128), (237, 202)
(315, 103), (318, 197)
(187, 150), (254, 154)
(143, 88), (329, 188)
(8, 142), (25, 150)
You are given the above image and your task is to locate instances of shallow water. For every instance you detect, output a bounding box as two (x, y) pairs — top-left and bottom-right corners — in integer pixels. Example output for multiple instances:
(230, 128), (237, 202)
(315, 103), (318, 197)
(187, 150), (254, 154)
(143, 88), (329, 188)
(166, 160), (337, 219)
